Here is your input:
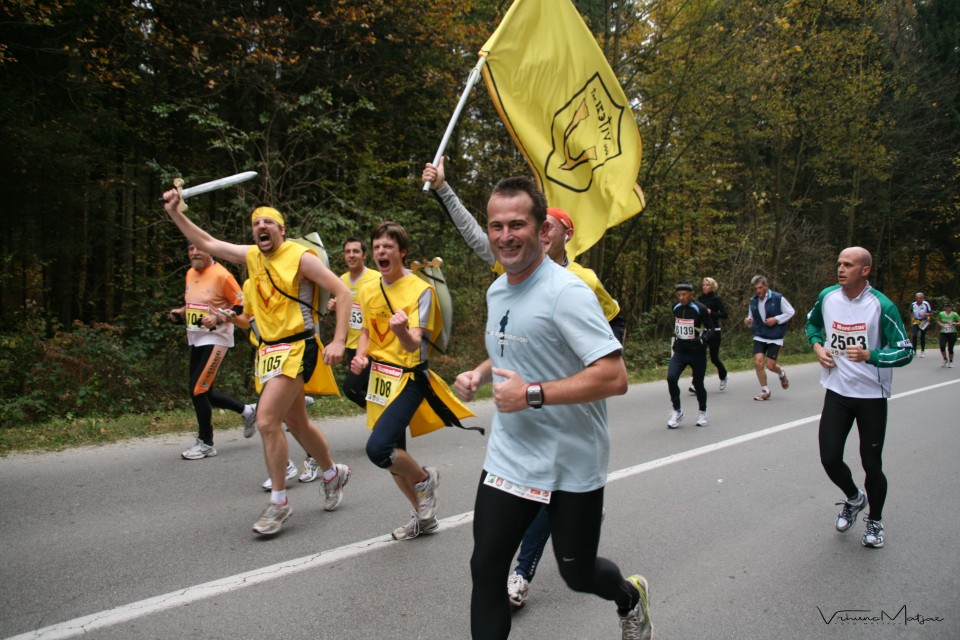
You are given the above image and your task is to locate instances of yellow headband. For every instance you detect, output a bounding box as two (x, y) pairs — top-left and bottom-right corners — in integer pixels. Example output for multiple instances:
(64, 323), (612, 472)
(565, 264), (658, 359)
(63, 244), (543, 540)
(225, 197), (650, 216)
(251, 206), (285, 227)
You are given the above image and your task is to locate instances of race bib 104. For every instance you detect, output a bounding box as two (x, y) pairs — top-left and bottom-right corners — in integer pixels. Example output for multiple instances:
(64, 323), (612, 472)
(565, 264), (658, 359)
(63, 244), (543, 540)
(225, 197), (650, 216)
(185, 303), (209, 332)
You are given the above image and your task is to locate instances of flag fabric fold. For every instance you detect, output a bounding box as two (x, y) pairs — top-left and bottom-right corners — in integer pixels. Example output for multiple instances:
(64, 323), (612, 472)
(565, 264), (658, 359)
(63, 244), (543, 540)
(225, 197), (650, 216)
(480, 0), (645, 258)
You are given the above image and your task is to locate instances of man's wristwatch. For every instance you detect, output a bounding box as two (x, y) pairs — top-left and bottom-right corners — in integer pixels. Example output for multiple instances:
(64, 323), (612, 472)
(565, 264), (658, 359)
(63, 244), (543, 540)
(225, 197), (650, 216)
(526, 383), (544, 409)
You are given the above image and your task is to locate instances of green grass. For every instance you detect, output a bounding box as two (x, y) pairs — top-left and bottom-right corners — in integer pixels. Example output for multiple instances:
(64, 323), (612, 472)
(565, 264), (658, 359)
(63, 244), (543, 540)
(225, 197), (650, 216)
(0, 350), (817, 456)
(0, 395), (364, 457)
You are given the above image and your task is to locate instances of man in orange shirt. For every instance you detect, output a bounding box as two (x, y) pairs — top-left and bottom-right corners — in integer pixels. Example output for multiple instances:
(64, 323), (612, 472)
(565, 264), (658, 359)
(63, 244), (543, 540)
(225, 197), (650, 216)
(169, 243), (257, 460)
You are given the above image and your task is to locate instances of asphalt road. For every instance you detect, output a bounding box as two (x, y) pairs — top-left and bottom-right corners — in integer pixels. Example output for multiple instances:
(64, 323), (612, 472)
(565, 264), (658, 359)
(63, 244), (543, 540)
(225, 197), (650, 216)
(1, 360), (958, 640)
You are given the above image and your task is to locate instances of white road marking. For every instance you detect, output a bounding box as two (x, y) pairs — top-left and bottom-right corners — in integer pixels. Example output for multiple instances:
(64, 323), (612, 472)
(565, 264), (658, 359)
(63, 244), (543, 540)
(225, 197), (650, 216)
(9, 379), (958, 640)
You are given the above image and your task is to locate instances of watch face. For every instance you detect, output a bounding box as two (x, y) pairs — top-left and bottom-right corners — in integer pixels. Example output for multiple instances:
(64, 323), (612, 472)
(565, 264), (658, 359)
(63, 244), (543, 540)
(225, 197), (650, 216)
(527, 384), (543, 407)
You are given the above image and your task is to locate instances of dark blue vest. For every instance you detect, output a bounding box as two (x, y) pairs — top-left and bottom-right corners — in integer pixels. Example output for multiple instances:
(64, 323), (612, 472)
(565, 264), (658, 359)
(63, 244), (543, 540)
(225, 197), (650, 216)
(750, 291), (789, 340)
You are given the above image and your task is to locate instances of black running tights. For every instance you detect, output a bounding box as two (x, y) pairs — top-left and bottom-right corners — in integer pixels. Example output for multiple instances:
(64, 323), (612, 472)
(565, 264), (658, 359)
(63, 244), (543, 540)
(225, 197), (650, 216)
(818, 389), (888, 521)
(189, 345), (244, 445)
(469, 472), (637, 639)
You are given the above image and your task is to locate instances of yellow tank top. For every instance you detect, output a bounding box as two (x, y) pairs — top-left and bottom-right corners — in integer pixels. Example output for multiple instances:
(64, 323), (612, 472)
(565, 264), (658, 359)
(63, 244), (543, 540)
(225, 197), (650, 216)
(245, 241), (316, 342)
(565, 261), (621, 322)
(341, 267), (382, 349)
(358, 273), (436, 369)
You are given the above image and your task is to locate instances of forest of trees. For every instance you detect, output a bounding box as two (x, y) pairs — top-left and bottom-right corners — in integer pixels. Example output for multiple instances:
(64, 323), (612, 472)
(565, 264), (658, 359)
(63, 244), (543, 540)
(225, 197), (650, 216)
(1, 0), (957, 424)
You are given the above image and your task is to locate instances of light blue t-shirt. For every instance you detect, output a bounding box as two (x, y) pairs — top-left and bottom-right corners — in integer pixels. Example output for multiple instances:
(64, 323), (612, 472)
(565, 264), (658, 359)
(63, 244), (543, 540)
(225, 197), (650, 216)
(483, 259), (622, 493)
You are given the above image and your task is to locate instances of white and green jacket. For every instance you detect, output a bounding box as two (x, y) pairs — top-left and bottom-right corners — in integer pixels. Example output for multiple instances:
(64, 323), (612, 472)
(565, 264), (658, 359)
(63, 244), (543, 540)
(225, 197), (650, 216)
(806, 283), (913, 398)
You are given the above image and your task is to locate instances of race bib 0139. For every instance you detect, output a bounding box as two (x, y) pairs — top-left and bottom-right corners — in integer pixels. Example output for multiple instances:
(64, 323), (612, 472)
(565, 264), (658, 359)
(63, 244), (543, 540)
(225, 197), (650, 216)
(674, 318), (695, 340)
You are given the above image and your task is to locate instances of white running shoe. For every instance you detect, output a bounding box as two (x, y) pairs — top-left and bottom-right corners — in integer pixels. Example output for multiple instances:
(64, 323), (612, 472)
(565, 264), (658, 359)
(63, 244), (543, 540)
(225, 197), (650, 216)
(667, 409), (684, 429)
(719, 377), (728, 391)
(322, 463), (351, 511)
(262, 459), (298, 491)
(862, 518), (885, 548)
(299, 457), (320, 482)
(620, 575), (653, 640)
(507, 572), (530, 607)
(696, 411), (708, 427)
(242, 404), (258, 438)
(835, 489), (867, 532)
(182, 438), (217, 460)
(415, 467), (440, 520)
(252, 501), (291, 536)
(391, 511), (439, 540)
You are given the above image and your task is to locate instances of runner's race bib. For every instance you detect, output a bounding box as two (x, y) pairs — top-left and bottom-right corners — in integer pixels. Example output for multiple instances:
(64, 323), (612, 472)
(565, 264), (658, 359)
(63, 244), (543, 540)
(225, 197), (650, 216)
(366, 362), (402, 406)
(830, 321), (868, 358)
(483, 472), (551, 504)
(942, 323), (955, 334)
(257, 343), (292, 384)
(919, 320), (930, 331)
(185, 303), (210, 332)
(674, 318), (695, 340)
(349, 302), (363, 331)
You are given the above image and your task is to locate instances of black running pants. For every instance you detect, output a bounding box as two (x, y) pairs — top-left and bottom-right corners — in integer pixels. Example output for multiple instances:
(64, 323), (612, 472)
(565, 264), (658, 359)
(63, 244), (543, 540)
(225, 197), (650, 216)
(470, 472), (636, 639)
(818, 389), (888, 521)
(189, 344), (244, 445)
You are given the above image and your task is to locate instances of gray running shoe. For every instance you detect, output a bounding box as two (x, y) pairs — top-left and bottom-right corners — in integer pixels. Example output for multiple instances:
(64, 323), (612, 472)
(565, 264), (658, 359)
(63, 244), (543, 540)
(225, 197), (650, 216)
(182, 438), (217, 460)
(322, 463), (351, 511)
(391, 511), (439, 540)
(507, 572), (529, 607)
(262, 459), (298, 491)
(835, 489), (867, 532)
(719, 377), (728, 391)
(620, 575), (653, 640)
(862, 518), (884, 548)
(415, 467), (440, 520)
(299, 457), (320, 482)
(252, 501), (291, 535)
(242, 404), (258, 438)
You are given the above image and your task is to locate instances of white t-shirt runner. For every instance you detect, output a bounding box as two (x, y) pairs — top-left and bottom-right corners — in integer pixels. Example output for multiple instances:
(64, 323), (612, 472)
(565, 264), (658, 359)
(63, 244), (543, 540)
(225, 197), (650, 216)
(482, 259), (622, 494)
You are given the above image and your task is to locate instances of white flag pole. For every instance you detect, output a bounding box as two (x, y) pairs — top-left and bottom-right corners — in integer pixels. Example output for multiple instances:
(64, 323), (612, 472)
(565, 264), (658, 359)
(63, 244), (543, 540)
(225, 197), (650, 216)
(422, 57), (487, 193)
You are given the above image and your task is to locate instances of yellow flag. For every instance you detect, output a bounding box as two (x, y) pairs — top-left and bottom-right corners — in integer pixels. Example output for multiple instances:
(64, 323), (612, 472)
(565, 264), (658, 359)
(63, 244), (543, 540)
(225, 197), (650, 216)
(480, 0), (645, 258)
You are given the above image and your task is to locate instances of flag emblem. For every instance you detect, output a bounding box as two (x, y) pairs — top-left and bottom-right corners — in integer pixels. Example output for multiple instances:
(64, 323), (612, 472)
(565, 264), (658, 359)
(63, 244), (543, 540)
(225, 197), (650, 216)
(547, 73), (627, 193)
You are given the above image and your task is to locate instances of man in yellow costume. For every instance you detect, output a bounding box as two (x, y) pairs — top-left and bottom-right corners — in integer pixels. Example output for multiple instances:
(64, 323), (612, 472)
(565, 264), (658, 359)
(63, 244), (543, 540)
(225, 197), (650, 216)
(349, 221), (474, 541)
(328, 236), (381, 408)
(162, 188), (353, 537)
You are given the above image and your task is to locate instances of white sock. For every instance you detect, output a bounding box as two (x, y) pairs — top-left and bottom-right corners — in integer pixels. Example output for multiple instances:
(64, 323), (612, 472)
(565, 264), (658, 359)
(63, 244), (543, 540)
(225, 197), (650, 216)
(270, 490), (287, 505)
(762, 385), (770, 393)
(322, 466), (338, 482)
(243, 404), (255, 417)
